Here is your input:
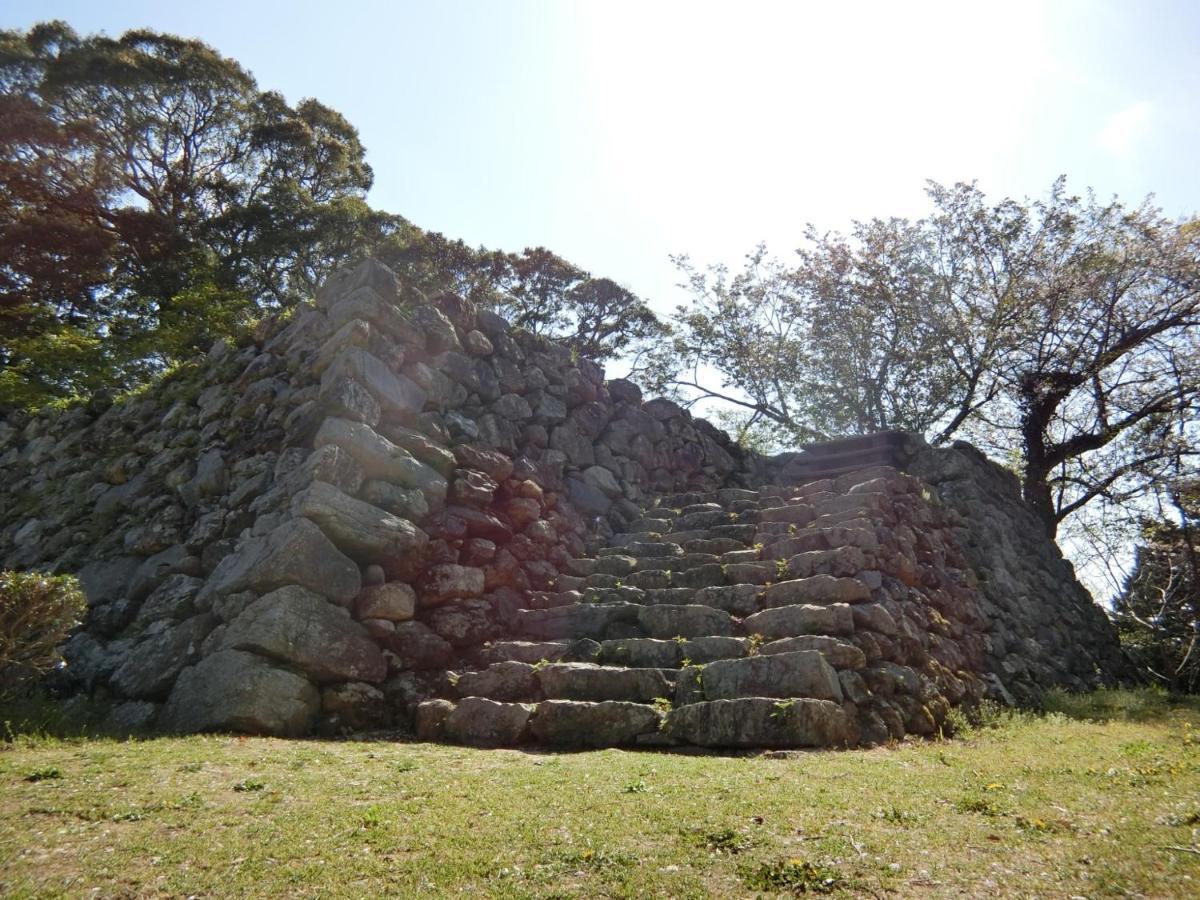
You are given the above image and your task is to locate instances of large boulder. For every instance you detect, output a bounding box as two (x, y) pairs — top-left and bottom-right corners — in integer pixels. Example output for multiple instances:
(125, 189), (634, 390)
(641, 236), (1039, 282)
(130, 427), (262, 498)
(160, 649), (320, 736)
(199, 518), (361, 607)
(218, 585), (387, 683)
(313, 417), (447, 504)
(292, 481), (428, 579)
(321, 347), (427, 419)
(109, 614), (214, 700)
(442, 697), (530, 746)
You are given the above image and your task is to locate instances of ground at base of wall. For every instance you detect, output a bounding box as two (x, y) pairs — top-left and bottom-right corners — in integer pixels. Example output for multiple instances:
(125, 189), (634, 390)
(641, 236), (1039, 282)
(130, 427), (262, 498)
(1, 688), (1197, 898)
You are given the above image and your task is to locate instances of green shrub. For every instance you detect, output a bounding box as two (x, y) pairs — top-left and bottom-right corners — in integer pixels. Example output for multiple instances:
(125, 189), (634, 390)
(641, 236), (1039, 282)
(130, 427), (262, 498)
(0, 571), (86, 694)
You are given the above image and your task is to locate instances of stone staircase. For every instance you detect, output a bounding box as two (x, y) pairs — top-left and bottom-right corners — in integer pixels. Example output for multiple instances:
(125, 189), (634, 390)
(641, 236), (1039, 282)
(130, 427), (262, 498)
(415, 463), (988, 750)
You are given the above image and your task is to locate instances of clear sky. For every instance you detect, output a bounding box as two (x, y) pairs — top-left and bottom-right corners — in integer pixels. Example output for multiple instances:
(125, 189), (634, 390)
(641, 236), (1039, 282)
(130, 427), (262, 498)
(5, 0), (1200, 323)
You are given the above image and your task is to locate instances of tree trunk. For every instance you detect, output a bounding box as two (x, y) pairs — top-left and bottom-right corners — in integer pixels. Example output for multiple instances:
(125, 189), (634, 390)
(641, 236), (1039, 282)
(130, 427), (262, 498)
(1020, 391), (1060, 539)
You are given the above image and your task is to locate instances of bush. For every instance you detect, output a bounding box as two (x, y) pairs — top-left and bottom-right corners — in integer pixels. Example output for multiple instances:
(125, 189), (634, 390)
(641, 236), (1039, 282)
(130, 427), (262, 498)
(0, 571), (86, 694)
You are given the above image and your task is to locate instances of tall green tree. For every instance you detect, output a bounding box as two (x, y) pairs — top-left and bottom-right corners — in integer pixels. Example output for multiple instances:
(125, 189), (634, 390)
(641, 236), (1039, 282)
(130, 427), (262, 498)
(0, 21), (388, 406)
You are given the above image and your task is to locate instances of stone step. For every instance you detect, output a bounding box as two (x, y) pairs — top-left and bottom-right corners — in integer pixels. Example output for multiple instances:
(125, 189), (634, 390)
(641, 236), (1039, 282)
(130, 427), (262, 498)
(684, 537), (750, 555)
(759, 635), (867, 670)
(627, 517), (673, 533)
(528, 699), (663, 746)
(537, 662), (676, 702)
(598, 540), (684, 558)
(455, 659), (679, 705)
(742, 602), (855, 639)
(515, 602), (640, 640)
(674, 651), (843, 705)
(425, 693), (857, 749)
(638, 604), (734, 639)
(601, 532), (667, 551)
(672, 509), (732, 531)
(662, 697), (854, 748)
(694, 584), (761, 617)
(631, 552), (721, 573)
(758, 574), (872, 609)
(596, 636), (747, 668)
(480, 639), (598, 665)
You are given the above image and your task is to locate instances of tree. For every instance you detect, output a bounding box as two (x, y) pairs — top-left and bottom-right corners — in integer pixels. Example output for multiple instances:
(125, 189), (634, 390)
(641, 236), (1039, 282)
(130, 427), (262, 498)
(656, 179), (1200, 537)
(1115, 482), (1200, 692)
(378, 238), (665, 365)
(0, 21), (387, 406)
(488, 247), (663, 362)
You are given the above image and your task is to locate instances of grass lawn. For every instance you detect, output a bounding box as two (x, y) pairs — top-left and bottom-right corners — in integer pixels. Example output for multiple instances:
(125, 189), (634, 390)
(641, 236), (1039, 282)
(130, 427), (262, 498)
(1, 690), (1198, 898)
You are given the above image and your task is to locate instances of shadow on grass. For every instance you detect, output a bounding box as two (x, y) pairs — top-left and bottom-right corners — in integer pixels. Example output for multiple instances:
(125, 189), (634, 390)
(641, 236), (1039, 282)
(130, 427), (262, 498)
(1037, 686), (1199, 723)
(6, 685), (1197, 750)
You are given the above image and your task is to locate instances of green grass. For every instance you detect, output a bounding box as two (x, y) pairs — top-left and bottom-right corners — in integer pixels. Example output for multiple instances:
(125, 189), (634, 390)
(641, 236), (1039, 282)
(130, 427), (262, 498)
(1, 689), (1198, 897)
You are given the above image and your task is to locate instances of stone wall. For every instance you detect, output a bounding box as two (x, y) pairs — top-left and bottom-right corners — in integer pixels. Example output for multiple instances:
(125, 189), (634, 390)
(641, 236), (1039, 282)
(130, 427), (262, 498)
(0, 258), (1132, 740)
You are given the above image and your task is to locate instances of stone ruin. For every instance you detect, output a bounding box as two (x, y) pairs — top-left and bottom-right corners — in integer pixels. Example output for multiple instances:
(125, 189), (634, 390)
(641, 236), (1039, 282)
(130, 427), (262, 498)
(0, 259), (1133, 747)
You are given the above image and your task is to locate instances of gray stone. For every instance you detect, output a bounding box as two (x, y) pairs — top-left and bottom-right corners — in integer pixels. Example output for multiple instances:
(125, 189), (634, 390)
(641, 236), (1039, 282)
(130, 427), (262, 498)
(355, 583), (417, 622)
(102, 700), (159, 735)
(565, 476), (611, 517)
(665, 697), (854, 748)
(760, 635), (867, 669)
(761, 575), (871, 608)
(537, 663), (673, 702)
(695, 651), (843, 702)
(786, 546), (868, 578)
(515, 602), (640, 640)
(76, 556), (140, 608)
(218, 585), (386, 683)
(443, 697), (530, 746)
(313, 318), (372, 374)
(419, 564), (486, 605)
(530, 700), (661, 746)
(110, 614), (214, 700)
(314, 417), (447, 504)
(361, 480), (430, 521)
(292, 480), (428, 579)
(492, 393), (533, 420)
(129, 545), (198, 603)
(320, 682), (387, 731)
(376, 423), (457, 476)
(464, 330), (493, 356)
(582, 465), (622, 498)
(638, 604), (733, 639)
(607, 378), (642, 405)
(134, 574), (203, 626)
(160, 649), (320, 736)
(425, 597), (495, 648)
(743, 603), (855, 638)
(456, 661), (538, 702)
(318, 376), (381, 426)
(389, 620), (456, 669)
(415, 699), (454, 741)
(200, 518), (361, 607)
(852, 603), (899, 635)
(694, 584), (761, 617)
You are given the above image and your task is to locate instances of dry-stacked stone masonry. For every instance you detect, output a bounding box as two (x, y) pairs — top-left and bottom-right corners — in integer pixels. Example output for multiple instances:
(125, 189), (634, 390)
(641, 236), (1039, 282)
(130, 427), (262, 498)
(0, 259), (1132, 746)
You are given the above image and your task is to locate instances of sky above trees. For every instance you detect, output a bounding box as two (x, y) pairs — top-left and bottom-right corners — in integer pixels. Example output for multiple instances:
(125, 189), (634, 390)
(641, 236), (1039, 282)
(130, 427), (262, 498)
(4, 0), (1198, 327)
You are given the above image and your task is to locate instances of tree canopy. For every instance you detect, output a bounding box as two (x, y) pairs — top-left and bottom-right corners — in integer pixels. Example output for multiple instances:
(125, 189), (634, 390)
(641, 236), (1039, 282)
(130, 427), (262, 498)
(652, 180), (1200, 538)
(0, 22), (662, 409)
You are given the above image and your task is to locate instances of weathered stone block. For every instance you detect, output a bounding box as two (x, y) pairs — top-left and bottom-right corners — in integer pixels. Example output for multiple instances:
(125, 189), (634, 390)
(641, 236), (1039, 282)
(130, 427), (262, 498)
(160, 649), (320, 737)
(218, 585), (386, 683)
(200, 518), (361, 607)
